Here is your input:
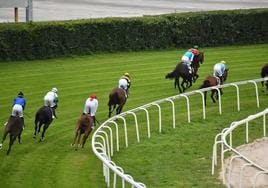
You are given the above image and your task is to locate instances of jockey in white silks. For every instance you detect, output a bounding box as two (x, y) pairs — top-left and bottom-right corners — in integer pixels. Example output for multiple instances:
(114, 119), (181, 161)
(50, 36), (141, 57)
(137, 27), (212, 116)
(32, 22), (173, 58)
(83, 93), (98, 127)
(213, 61), (226, 85)
(44, 87), (58, 118)
(118, 73), (131, 98)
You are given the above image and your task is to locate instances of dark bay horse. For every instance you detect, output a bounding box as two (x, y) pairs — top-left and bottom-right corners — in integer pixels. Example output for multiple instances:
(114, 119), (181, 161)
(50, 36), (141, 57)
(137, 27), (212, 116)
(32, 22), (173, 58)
(165, 62), (192, 93)
(71, 114), (93, 149)
(33, 106), (54, 141)
(0, 116), (23, 155)
(108, 87), (127, 118)
(192, 52), (204, 82)
(200, 69), (229, 106)
(261, 64), (268, 91)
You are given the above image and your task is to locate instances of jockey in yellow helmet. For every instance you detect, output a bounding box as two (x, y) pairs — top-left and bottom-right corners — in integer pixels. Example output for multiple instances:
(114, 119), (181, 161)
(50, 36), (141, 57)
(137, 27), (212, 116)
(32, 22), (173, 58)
(118, 73), (131, 97)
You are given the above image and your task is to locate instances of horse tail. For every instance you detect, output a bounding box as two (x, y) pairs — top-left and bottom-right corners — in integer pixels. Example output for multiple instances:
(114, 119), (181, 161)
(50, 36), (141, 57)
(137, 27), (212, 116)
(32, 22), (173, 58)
(165, 71), (176, 79)
(200, 80), (210, 89)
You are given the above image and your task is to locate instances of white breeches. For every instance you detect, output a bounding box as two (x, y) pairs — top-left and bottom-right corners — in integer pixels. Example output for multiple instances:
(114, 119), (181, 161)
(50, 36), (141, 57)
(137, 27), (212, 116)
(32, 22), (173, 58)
(44, 95), (56, 107)
(12, 104), (23, 117)
(84, 100), (98, 116)
(118, 79), (128, 90)
(181, 56), (192, 71)
(213, 64), (224, 77)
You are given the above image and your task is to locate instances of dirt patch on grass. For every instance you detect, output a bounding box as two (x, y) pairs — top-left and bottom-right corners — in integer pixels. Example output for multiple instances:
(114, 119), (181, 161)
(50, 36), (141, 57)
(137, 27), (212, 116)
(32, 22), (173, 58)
(221, 137), (268, 188)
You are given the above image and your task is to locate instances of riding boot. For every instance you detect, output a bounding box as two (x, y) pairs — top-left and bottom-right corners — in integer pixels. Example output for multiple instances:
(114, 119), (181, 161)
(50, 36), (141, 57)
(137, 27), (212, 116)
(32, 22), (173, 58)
(52, 108), (57, 119)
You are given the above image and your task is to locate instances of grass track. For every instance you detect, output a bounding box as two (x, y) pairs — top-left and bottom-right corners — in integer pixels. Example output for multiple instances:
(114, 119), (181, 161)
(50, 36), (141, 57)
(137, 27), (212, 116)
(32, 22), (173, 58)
(0, 44), (268, 188)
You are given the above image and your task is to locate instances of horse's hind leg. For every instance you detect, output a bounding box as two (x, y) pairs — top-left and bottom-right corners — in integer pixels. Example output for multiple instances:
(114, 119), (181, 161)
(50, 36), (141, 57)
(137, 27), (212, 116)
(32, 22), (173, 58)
(0, 131), (9, 149)
(116, 105), (124, 115)
(7, 135), (16, 155)
(81, 129), (92, 148)
(77, 131), (82, 148)
(18, 132), (22, 144)
(40, 124), (49, 142)
(211, 90), (216, 103)
(33, 122), (40, 139)
(72, 128), (79, 147)
(108, 105), (112, 118)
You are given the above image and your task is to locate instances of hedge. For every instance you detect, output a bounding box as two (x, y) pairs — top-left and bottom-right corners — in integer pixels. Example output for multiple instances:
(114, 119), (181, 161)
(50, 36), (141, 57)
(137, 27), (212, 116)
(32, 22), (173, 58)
(0, 8), (267, 61)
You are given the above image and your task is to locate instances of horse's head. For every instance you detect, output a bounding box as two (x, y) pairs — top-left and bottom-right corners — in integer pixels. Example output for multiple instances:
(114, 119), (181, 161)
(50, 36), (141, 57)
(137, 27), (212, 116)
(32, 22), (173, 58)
(196, 52), (204, 64)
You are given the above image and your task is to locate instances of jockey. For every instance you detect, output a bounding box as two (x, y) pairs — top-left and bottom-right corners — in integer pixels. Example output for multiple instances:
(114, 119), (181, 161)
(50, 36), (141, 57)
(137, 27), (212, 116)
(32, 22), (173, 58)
(44, 87), (58, 119)
(83, 93), (99, 128)
(12, 91), (26, 127)
(118, 72), (131, 98)
(213, 61), (227, 85)
(188, 45), (200, 56)
(181, 50), (194, 74)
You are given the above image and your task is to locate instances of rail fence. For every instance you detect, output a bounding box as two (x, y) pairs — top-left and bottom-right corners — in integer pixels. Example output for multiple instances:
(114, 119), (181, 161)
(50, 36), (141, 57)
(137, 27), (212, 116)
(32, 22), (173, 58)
(92, 77), (268, 188)
(212, 109), (268, 188)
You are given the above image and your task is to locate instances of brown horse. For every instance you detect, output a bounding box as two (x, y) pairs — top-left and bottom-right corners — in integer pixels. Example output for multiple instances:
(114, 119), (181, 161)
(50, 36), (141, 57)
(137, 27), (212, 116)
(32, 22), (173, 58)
(165, 62), (192, 93)
(200, 69), (229, 106)
(33, 106), (54, 142)
(0, 116), (23, 155)
(261, 64), (268, 91)
(72, 114), (93, 149)
(108, 87), (127, 118)
(192, 52), (205, 82)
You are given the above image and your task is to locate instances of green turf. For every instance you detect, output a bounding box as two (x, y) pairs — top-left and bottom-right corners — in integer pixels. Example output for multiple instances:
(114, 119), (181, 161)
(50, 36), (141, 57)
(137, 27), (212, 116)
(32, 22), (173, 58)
(0, 44), (268, 188)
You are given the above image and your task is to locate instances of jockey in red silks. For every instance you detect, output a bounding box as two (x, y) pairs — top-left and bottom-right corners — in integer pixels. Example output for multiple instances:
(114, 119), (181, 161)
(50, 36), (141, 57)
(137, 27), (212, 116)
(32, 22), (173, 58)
(83, 93), (98, 127)
(188, 45), (200, 56)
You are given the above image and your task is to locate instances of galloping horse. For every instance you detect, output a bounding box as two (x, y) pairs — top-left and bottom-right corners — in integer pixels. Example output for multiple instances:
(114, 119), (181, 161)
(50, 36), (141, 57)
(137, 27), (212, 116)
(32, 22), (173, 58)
(0, 115), (23, 155)
(108, 87), (127, 118)
(192, 52), (204, 82)
(33, 106), (54, 141)
(71, 114), (93, 149)
(261, 64), (268, 91)
(165, 62), (192, 93)
(200, 69), (229, 106)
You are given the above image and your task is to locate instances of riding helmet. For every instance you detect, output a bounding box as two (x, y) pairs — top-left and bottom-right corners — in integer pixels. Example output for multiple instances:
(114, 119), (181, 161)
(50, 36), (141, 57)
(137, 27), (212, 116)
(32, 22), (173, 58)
(52, 87), (58, 93)
(90, 93), (97, 99)
(124, 72), (130, 78)
(18, 91), (24, 97)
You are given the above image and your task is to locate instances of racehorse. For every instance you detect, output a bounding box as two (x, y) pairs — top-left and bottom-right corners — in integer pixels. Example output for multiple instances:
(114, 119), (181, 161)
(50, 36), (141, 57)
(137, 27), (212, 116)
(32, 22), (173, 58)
(200, 69), (229, 106)
(261, 64), (268, 92)
(165, 62), (192, 93)
(0, 115), (23, 155)
(71, 114), (93, 149)
(33, 106), (54, 141)
(192, 52), (204, 82)
(108, 87), (127, 118)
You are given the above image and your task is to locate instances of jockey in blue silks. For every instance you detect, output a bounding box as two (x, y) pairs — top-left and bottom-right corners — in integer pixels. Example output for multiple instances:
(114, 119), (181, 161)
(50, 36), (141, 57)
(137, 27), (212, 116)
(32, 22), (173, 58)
(12, 91), (26, 127)
(213, 61), (227, 84)
(181, 51), (194, 74)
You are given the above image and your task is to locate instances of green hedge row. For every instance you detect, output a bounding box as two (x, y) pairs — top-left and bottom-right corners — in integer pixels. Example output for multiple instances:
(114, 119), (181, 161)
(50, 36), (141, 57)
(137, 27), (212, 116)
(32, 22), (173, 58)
(0, 8), (267, 61)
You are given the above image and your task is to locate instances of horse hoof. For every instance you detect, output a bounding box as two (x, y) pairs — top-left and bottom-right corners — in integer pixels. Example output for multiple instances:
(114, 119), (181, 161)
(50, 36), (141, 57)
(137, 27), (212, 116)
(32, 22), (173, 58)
(0, 143), (2, 149)
(33, 135), (36, 139)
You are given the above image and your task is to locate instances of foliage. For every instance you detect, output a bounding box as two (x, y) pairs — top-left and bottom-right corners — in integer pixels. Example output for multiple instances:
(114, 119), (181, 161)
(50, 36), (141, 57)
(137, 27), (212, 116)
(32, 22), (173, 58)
(0, 9), (268, 60)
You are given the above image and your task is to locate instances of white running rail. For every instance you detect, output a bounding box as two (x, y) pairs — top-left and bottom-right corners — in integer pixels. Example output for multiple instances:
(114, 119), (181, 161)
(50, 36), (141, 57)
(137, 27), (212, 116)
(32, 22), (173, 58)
(92, 77), (268, 188)
(211, 109), (268, 188)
